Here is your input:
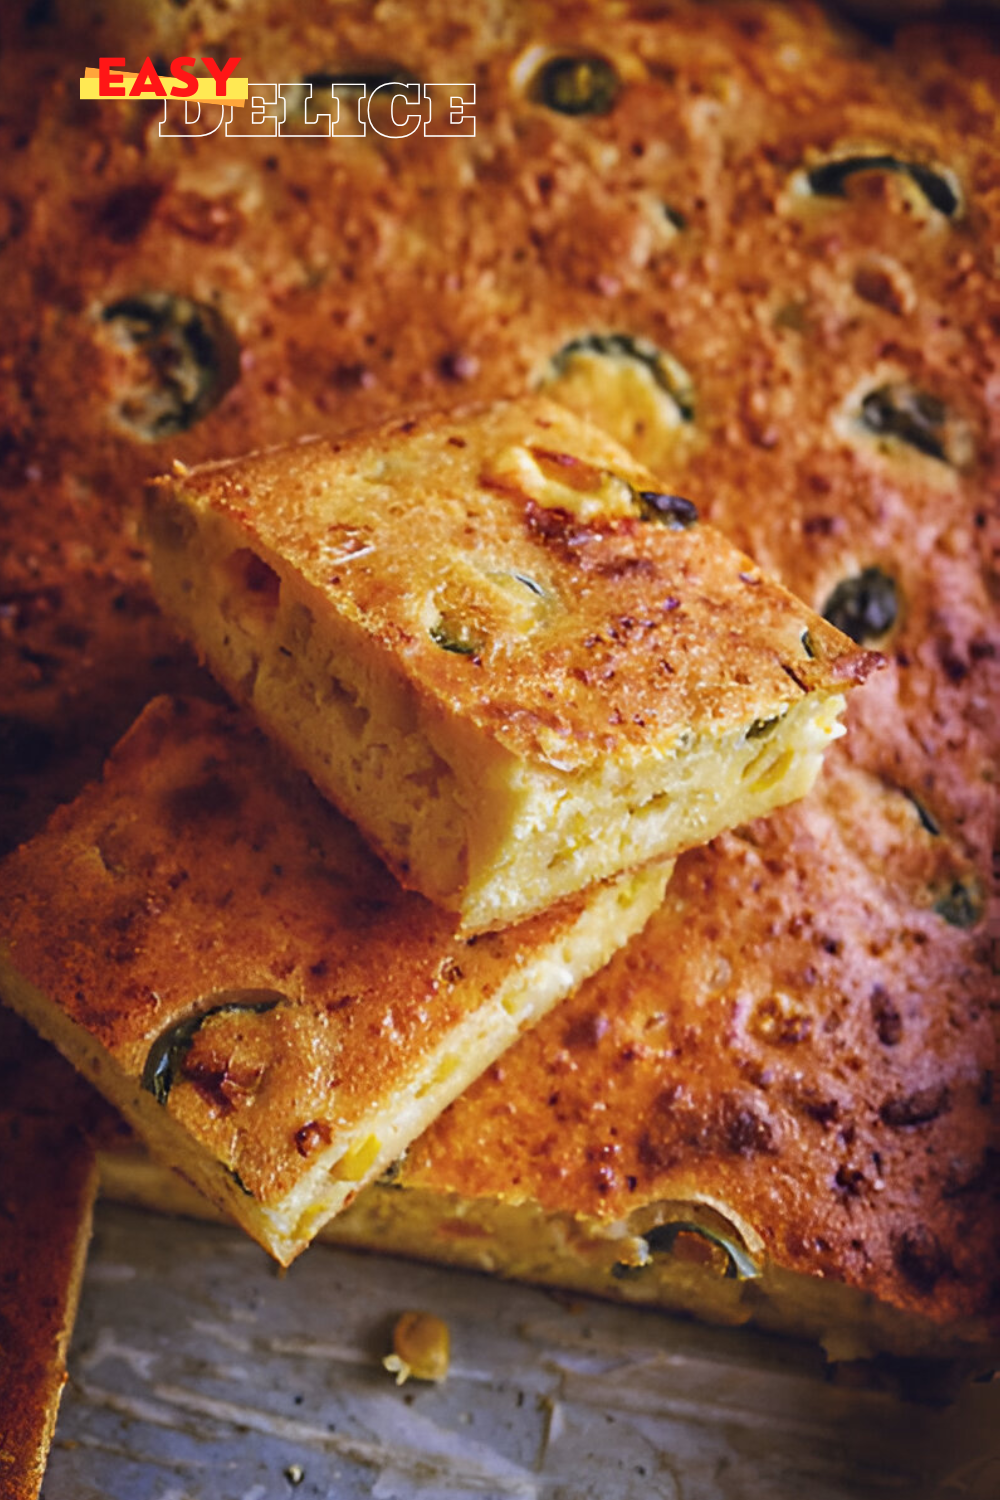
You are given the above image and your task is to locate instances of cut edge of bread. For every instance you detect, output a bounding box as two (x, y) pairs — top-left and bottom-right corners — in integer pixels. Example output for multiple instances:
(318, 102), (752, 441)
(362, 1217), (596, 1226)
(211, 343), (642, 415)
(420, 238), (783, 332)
(1, 861), (670, 1266)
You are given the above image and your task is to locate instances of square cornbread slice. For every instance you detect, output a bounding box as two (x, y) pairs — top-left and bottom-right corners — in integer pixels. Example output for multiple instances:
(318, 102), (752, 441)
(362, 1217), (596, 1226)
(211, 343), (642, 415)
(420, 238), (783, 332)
(0, 696), (671, 1266)
(144, 398), (880, 932)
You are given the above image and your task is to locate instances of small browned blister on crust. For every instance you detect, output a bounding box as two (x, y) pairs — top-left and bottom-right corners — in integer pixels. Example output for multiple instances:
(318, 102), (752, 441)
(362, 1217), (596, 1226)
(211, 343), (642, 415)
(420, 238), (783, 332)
(0, 1010), (100, 1500)
(144, 398), (878, 931)
(0, 696), (671, 1265)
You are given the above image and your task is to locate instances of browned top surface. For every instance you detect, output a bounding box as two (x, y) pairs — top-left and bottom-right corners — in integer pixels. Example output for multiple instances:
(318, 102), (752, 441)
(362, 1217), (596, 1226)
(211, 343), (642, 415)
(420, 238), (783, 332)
(0, 1010), (99, 1499)
(1, 0), (996, 849)
(159, 399), (874, 769)
(0, 696), (629, 1206)
(405, 752), (998, 1330)
(0, 0), (997, 1327)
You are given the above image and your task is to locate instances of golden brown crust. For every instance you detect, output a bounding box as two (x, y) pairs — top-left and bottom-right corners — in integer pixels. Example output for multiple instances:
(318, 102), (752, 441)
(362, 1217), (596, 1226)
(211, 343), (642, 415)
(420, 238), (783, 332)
(152, 399), (874, 770)
(0, 695), (662, 1218)
(0, 1010), (100, 1498)
(0, 0), (996, 1334)
(403, 749), (997, 1330)
(1, 0), (995, 858)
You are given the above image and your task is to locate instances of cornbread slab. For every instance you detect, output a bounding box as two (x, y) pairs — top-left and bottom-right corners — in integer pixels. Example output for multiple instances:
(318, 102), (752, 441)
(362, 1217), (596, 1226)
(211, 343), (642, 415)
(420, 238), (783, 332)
(1, 0), (997, 879)
(100, 750), (998, 1364)
(0, 1010), (100, 1499)
(0, 0), (997, 1375)
(379, 757), (998, 1365)
(0, 696), (670, 1266)
(146, 398), (877, 931)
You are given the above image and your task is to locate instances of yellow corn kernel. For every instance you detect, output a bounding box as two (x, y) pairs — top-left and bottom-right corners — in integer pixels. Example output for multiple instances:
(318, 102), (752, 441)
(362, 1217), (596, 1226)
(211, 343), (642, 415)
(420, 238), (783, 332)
(383, 1310), (451, 1385)
(433, 1053), (460, 1085)
(294, 1203), (330, 1239)
(750, 748), (794, 794)
(331, 1133), (381, 1182)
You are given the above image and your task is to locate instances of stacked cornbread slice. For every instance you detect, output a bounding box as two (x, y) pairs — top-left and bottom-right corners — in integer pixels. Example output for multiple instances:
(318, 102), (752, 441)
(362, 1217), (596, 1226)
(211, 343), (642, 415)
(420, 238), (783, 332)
(0, 695), (668, 1264)
(0, 399), (872, 1267)
(143, 398), (871, 932)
